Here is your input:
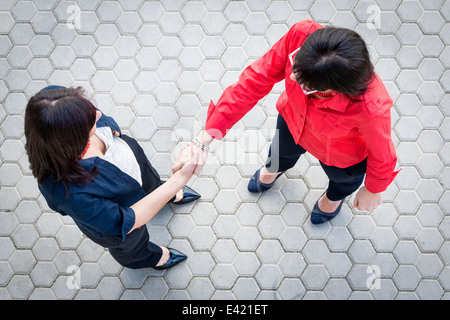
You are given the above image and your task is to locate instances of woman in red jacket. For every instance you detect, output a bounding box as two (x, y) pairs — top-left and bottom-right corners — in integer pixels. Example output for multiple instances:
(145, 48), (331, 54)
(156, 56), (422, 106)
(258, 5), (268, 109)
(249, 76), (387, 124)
(176, 20), (398, 224)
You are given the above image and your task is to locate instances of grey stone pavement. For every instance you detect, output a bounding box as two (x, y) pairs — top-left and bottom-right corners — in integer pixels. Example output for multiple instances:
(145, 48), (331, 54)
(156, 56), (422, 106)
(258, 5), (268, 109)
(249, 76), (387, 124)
(0, 0), (449, 300)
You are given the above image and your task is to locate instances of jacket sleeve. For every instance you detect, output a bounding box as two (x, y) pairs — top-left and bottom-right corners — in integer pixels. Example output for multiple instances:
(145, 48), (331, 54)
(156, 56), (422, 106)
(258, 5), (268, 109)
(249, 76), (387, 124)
(69, 192), (135, 241)
(204, 21), (313, 140)
(359, 99), (399, 193)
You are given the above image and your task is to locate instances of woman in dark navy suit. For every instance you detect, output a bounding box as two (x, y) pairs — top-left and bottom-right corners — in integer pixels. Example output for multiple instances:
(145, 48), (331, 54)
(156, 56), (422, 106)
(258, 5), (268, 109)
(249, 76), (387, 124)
(24, 86), (203, 269)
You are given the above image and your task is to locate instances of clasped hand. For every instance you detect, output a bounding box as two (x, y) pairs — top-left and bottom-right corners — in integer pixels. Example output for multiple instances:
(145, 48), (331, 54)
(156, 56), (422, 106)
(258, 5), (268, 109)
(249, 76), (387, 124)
(353, 186), (382, 212)
(172, 142), (208, 178)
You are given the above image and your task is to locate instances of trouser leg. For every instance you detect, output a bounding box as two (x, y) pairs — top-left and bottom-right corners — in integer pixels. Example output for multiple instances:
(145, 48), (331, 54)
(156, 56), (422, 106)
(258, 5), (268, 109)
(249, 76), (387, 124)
(108, 226), (162, 269)
(265, 114), (306, 173)
(80, 225), (163, 269)
(320, 158), (367, 201)
(266, 114), (367, 202)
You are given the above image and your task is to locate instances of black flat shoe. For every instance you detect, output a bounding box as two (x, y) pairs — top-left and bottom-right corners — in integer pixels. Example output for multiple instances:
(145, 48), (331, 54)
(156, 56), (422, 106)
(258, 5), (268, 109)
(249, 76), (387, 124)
(171, 185), (201, 205)
(247, 168), (282, 193)
(310, 192), (346, 225)
(153, 248), (187, 270)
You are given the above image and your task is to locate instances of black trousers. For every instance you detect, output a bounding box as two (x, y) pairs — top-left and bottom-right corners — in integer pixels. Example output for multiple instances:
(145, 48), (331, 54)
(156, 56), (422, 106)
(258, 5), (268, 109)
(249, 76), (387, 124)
(82, 135), (164, 269)
(265, 114), (367, 201)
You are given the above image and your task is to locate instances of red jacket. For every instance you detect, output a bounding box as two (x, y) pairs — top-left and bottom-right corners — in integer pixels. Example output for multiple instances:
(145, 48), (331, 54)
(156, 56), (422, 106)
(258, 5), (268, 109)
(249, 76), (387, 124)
(205, 20), (398, 194)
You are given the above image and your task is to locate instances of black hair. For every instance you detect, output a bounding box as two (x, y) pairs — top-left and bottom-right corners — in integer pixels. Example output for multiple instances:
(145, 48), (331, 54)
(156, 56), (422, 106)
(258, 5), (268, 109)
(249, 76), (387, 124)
(293, 27), (374, 97)
(25, 87), (98, 197)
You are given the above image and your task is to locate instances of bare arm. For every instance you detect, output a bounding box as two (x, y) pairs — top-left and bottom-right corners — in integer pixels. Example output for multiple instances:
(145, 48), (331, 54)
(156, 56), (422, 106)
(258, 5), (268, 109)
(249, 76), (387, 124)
(129, 145), (196, 232)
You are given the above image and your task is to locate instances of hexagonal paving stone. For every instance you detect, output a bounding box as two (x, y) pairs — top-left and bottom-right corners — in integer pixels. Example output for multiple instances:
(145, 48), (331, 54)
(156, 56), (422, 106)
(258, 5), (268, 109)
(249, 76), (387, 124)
(201, 12), (228, 35)
(232, 277), (260, 300)
(370, 227), (399, 252)
(177, 71), (203, 93)
(165, 263), (192, 289)
(416, 254), (443, 278)
(168, 214), (195, 238)
(7, 275), (34, 299)
(233, 252), (261, 276)
(12, 224), (39, 249)
(8, 46), (33, 69)
(417, 154), (444, 178)
(419, 11), (445, 34)
(348, 215), (377, 239)
(32, 238), (60, 262)
(416, 180), (444, 202)
(234, 227), (262, 252)
(159, 12), (184, 35)
(8, 250), (36, 274)
(30, 262), (58, 287)
(395, 70), (423, 93)
(235, 202), (263, 227)
(310, 0), (336, 22)
(255, 264), (283, 290)
(213, 215), (239, 238)
(324, 278), (352, 300)
(221, 47), (248, 71)
(326, 227), (353, 252)
(397, 0), (424, 22)
(213, 190), (240, 214)
(301, 264), (329, 290)
(256, 239), (284, 264)
(394, 190), (422, 214)
(302, 240), (331, 264)
(181, 1), (207, 23)
(141, 276), (169, 300)
(187, 277), (214, 300)
(416, 228), (444, 252)
(418, 35), (444, 57)
(257, 190), (285, 214)
(210, 264), (237, 289)
(188, 227), (216, 251)
(258, 215), (285, 239)
(56, 225), (84, 250)
(416, 279), (444, 300)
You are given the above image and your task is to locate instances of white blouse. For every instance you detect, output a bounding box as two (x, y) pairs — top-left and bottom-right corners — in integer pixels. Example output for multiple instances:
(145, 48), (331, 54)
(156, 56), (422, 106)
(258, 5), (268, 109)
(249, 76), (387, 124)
(95, 127), (142, 186)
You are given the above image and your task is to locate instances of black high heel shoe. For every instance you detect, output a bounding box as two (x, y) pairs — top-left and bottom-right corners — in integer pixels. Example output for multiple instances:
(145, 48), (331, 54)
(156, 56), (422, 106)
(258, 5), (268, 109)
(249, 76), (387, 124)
(153, 248), (187, 270)
(171, 185), (201, 205)
(161, 181), (201, 205)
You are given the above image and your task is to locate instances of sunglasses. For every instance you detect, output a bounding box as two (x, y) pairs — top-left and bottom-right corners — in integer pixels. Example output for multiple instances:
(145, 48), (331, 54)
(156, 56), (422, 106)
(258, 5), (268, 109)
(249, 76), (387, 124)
(288, 47), (318, 95)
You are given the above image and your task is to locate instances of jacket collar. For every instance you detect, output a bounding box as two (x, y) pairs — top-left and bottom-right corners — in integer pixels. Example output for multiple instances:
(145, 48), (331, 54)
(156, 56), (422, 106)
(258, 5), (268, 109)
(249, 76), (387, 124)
(311, 93), (351, 113)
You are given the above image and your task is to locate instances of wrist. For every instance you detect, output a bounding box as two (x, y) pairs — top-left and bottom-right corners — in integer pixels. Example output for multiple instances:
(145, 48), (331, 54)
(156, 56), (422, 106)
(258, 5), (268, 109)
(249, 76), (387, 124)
(363, 186), (376, 195)
(172, 170), (191, 187)
(192, 137), (210, 152)
(196, 130), (213, 146)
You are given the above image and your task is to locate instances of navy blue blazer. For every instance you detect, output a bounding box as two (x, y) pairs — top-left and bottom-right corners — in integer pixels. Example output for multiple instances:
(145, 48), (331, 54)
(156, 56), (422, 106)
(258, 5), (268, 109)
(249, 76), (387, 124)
(38, 109), (144, 242)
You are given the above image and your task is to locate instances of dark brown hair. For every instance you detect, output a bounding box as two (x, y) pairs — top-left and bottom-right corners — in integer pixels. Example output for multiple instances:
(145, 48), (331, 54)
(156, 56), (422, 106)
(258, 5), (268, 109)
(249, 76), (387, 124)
(24, 87), (98, 196)
(293, 27), (374, 97)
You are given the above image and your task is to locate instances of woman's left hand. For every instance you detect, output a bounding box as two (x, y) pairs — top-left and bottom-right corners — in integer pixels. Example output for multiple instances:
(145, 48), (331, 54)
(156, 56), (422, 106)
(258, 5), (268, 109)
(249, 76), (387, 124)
(353, 186), (382, 211)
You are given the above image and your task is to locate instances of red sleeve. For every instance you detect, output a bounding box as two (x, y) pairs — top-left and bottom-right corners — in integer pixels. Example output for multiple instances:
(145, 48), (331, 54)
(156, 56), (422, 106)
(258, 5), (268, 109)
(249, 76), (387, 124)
(205, 20), (320, 140)
(359, 97), (399, 193)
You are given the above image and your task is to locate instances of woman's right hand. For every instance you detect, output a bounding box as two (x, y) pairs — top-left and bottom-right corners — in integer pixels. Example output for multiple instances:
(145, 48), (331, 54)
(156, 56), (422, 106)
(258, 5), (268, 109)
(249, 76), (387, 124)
(174, 144), (197, 183)
(172, 130), (212, 176)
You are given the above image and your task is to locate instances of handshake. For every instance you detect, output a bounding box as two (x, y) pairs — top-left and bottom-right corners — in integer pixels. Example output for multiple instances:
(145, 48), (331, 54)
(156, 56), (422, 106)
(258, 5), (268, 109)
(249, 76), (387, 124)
(171, 138), (210, 181)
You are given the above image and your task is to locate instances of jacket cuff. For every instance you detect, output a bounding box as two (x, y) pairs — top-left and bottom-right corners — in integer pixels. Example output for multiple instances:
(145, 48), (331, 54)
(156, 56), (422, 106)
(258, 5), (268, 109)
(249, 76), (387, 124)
(364, 169), (400, 194)
(204, 100), (233, 140)
(121, 207), (136, 241)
